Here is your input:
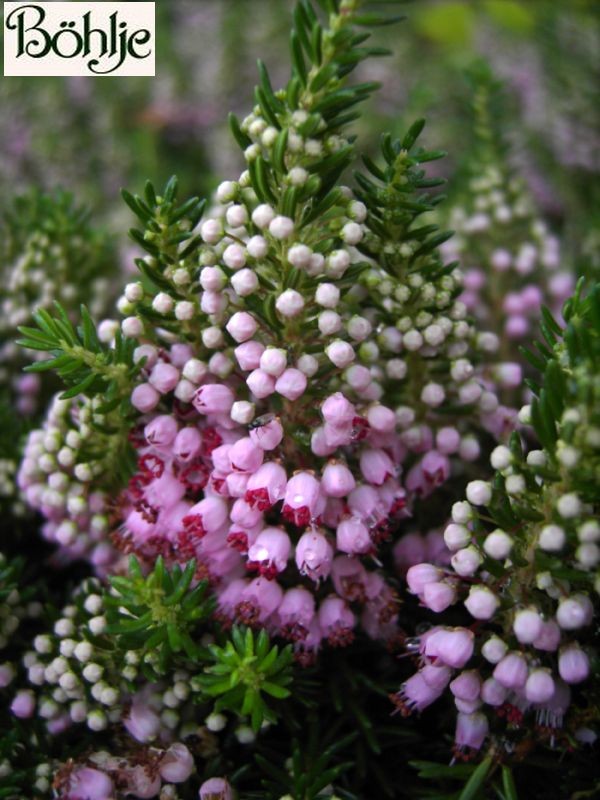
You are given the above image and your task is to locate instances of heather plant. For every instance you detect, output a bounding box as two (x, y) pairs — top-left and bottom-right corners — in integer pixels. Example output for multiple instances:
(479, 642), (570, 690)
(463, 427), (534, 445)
(6, 1), (598, 798)
(440, 66), (575, 386)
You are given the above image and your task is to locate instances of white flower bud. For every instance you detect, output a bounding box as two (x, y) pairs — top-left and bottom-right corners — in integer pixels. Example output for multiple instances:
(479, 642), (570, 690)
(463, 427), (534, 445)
(341, 221), (363, 245)
(216, 181), (237, 203)
(231, 401), (255, 425)
(326, 340), (355, 368)
(226, 204), (248, 228)
(466, 480), (492, 506)
(152, 293), (174, 314)
(251, 204), (275, 229)
(556, 493), (582, 519)
(121, 317), (143, 338)
(275, 289), (304, 318)
(315, 283), (340, 309)
(124, 282), (143, 302)
(269, 216), (295, 239)
(490, 446), (512, 471)
(200, 218), (223, 244)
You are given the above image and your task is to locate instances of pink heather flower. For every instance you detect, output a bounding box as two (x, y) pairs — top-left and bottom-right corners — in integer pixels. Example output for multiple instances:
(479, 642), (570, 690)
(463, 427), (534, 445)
(226, 311), (258, 343)
(481, 677), (508, 706)
(68, 768), (114, 800)
(144, 414), (179, 447)
(347, 485), (384, 526)
(229, 437), (264, 473)
(359, 448), (396, 486)
(201, 290), (227, 315)
(323, 422), (353, 448)
(199, 777), (233, 800)
(295, 530), (333, 581)
(282, 472), (322, 527)
(321, 461), (356, 498)
(318, 596), (355, 646)
(216, 578), (248, 619)
(535, 680), (571, 730)
(336, 517), (372, 555)
(392, 666), (450, 715)
(131, 383), (160, 413)
(246, 369), (276, 399)
(193, 384), (235, 415)
(454, 712), (488, 753)
(159, 743), (194, 783)
(394, 533), (427, 571)
(211, 444), (233, 474)
(10, 690), (35, 718)
(493, 652), (529, 689)
(173, 427), (203, 462)
(367, 404), (396, 432)
(345, 364), (372, 391)
(421, 450), (451, 490)
(277, 587), (316, 639)
(183, 497), (229, 538)
(532, 619), (562, 652)
(235, 340), (265, 371)
(450, 671), (481, 702)
(556, 594), (594, 630)
(245, 461), (287, 510)
(525, 669), (555, 703)
(247, 527), (292, 578)
(275, 368), (307, 401)
(149, 363), (180, 394)
(558, 644), (590, 684)
(123, 765), (161, 798)
(311, 426), (337, 457)
(422, 581), (457, 613)
(406, 563), (442, 595)
(123, 699), (161, 743)
(230, 498), (263, 529)
(238, 577), (283, 624)
(249, 417), (284, 451)
(424, 627), (475, 669)
(331, 556), (369, 601)
(321, 392), (355, 427)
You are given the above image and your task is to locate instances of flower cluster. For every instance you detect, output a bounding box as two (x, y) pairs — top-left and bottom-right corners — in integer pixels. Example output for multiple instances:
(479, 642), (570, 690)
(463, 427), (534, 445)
(0, 190), (115, 415)
(396, 287), (599, 757)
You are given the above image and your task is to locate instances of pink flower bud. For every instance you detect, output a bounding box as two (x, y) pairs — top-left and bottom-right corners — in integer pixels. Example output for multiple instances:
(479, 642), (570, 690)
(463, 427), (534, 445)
(260, 348), (287, 376)
(323, 421), (353, 448)
(331, 556), (369, 601)
(406, 563), (442, 595)
(131, 383), (160, 413)
(246, 369), (276, 399)
(436, 426), (460, 454)
(249, 417), (284, 451)
(295, 531), (333, 581)
(493, 652), (528, 689)
(160, 743), (194, 783)
(229, 437), (264, 473)
(275, 368), (307, 401)
(450, 671), (481, 702)
(144, 414), (178, 447)
(199, 777), (233, 800)
(345, 364), (372, 391)
(282, 472), (322, 527)
(525, 669), (555, 703)
(321, 462), (356, 498)
(124, 765), (161, 798)
(481, 677), (507, 706)
(347, 485), (384, 526)
(201, 290), (227, 315)
(149, 363), (180, 394)
(558, 644), (590, 684)
(239, 577), (283, 623)
(513, 607), (543, 643)
(464, 586), (499, 620)
(454, 712), (488, 752)
(10, 690), (35, 718)
(532, 619), (561, 652)
(194, 384), (235, 415)
(326, 340), (355, 368)
(450, 546), (482, 577)
(444, 523), (471, 551)
(226, 312), (258, 343)
(366, 404), (396, 433)
(422, 581), (456, 612)
(247, 527), (291, 577)
(235, 340), (265, 371)
(68, 768), (114, 800)
(359, 448), (396, 486)
(321, 392), (355, 427)
(336, 517), (371, 555)
(556, 594), (593, 630)
(392, 669), (446, 714)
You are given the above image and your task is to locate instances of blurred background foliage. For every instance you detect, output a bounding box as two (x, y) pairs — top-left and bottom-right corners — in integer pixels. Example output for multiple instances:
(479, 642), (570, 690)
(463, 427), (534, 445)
(0, 0), (598, 264)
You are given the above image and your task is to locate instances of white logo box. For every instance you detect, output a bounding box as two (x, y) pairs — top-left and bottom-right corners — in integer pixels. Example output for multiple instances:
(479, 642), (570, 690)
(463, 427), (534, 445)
(4, 2), (155, 76)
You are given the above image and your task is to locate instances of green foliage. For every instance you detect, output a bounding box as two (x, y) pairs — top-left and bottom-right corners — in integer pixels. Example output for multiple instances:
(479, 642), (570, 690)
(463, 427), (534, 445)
(195, 627), (293, 731)
(17, 303), (139, 409)
(105, 556), (213, 675)
(356, 120), (451, 279)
